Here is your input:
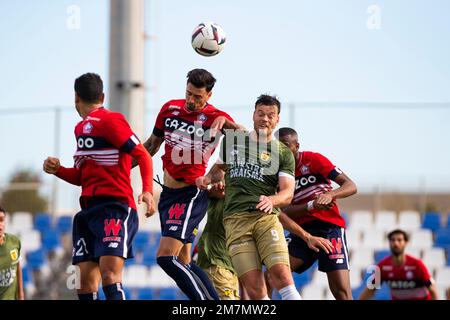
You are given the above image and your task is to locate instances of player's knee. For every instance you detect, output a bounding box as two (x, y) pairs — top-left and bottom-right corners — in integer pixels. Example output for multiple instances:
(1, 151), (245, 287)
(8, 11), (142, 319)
(268, 267), (292, 288)
(101, 269), (120, 285)
(245, 285), (267, 300)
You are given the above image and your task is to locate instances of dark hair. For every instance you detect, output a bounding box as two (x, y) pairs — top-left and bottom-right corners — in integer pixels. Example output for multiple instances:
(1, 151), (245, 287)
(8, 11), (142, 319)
(277, 127), (298, 139)
(74, 73), (104, 103)
(254, 94), (281, 114)
(0, 205), (5, 214)
(387, 229), (409, 242)
(186, 69), (216, 92)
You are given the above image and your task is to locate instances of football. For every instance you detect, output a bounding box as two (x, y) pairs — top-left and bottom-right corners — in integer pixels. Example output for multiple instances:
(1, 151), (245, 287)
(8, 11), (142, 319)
(191, 22), (226, 57)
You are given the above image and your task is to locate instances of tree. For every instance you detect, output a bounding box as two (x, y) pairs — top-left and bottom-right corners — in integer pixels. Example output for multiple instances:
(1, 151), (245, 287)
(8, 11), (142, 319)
(0, 169), (48, 214)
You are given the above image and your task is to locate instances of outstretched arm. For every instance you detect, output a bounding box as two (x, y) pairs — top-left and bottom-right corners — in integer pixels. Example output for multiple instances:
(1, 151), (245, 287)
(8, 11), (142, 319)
(196, 162), (226, 189)
(132, 134), (164, 168)
(43, 157), (81, 186)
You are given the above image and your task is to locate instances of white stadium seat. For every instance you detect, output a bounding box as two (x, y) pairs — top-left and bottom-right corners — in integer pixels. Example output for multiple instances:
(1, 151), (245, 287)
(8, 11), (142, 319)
(362, 229), (386, 250)
(344, 228), (362, 250)
(11, 212), (34, 232)
(301, 285), (326, 300)
(349, 211), (373, 231)
(409, 229), (433, 250)
(138, 213), (161, 232)
(20, 230), (41, 253)
(422, 248), (446, 269)
(435, 267), (450, 287)
(310, 270), (330, 287)
(123, 265), (149, 288)
(405, 247), (422, 259)
(374, 210), (397, 231)
(349, 267), (363, 288)
(351, 248), (374, 268)
(147, 266), (178, 288)
(398, 210), (421, 231)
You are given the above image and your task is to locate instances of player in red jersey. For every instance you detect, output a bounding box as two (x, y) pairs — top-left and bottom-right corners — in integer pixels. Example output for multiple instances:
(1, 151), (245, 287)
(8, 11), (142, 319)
(139, 69), (243, 300)
(360, 229), (439, 300)
(43, 73), (155, 300)
(271, 127), (357, 299)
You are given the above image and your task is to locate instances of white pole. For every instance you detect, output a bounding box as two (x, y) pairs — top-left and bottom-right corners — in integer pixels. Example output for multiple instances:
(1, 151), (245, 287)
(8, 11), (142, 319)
(109, 0), (146, 213)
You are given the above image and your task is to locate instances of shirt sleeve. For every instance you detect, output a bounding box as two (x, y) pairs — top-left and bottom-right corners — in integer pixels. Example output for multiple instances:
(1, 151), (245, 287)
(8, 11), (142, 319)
(103, 113), (141, 154)
(417, 259), (433, 286)
(279, 146), (295, 179)
(152, 103), (168, 138)
(313, 152), (342, 180)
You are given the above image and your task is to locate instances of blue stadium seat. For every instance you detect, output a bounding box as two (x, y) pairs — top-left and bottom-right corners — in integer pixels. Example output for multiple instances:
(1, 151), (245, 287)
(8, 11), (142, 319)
(374, 283), (391, 300)
(134, 231), (151, 253)
(21, 266), (32, 284)
(422, 212), (441, 232)
(56, 216), (72, 234)
(34, 213), (52, 233)
(293, 270), (313, 288)
(435, 228), (450, 248)
(374, 249), (391, 263)
(136, 288), (153, 300)
(142, 251), (157, 266)
(351, 283), (366, 299)
(159, 288), (178, 300)
(42, 230), (60, 251)
(27, 249), (46, 270)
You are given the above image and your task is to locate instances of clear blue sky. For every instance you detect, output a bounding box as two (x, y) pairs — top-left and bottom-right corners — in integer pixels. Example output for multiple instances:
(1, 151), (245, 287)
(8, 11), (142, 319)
(1, 0), (450, 210)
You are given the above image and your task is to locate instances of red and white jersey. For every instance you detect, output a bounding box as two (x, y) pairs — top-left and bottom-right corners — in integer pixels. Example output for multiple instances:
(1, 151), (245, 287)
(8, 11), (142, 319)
(292, 151), (346, 228)
(377, 254), (433, 300)
(72, 107), (141, 209)
(152, 99), (233, 185)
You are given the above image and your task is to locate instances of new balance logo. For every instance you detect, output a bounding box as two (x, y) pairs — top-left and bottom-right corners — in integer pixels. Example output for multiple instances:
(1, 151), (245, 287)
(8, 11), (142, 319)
(169, 226), (178, 231)
(108, 242), (119, 248)
(169, 204), (186, 220)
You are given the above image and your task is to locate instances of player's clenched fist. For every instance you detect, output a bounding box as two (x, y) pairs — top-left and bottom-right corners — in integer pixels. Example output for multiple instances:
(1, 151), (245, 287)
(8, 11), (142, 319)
(139, 191), (156, 218)
(43, 157), (60, 174)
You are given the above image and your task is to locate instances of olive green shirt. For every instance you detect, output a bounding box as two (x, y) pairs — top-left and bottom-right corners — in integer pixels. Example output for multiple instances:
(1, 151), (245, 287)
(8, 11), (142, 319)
(220, 132), (295, 218)
(196, 198), (235, 273)
(0, 233), (21, 300)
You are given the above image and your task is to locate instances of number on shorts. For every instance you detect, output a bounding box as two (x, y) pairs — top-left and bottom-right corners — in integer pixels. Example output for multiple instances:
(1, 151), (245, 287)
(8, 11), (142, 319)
(75, 238), (88, 256)
(271, 229), (280, 241)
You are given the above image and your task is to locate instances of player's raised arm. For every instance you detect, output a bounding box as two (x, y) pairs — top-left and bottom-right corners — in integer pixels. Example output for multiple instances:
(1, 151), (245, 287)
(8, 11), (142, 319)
(43, 156), (82, 186)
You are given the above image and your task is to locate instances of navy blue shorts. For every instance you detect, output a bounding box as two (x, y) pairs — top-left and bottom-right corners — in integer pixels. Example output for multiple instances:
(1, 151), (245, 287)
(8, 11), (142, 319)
(72, 197), (138, 265)
(287, 220), (350, 273)
(158, 185), (208, 244)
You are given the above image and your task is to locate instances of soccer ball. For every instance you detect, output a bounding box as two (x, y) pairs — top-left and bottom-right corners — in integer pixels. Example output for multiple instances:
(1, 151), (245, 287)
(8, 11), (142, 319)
(191, 22), (226, 57)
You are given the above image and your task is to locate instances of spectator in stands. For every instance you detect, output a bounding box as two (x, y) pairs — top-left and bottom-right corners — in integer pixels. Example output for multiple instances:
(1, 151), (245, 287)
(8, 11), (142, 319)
(0, 206), (25, 300)
(359, 229), (439, 300)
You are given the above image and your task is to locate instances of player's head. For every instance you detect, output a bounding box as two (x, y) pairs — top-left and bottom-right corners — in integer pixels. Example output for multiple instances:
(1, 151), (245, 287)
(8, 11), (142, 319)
(185, 69), (216, 111)
(0, 206), (6, 237)
(387, 229), (409, 256)
(253, 94), (281, 138)
(276, 127), (299, 156)
(74, 73), (105, 116)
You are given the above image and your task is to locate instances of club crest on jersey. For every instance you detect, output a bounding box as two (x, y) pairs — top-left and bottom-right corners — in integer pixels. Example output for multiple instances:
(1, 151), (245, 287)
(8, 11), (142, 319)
(406, 271), (414, 279)
(10, 249), (19, 261)
(301, 165), (310, 174)
(83, 122), (93, 134)
(260, 151), (271, 162)
(197, 113), (207, 122)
